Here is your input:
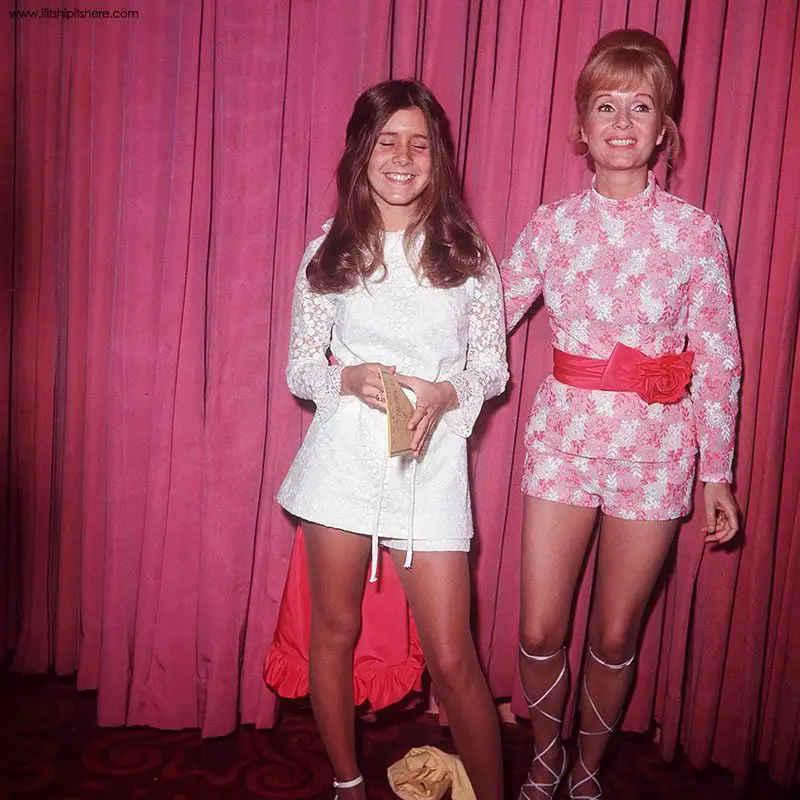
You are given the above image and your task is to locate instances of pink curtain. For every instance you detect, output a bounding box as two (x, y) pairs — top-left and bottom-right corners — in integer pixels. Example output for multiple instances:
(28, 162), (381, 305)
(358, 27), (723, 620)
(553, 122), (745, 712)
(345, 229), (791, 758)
(3, 0), (798, 789)
(0, 0), (15, 659)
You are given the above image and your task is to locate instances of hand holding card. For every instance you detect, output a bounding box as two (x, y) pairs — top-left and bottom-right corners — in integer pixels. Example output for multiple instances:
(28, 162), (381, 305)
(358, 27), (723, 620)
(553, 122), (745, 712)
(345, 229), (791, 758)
(379, 368), (415, 456)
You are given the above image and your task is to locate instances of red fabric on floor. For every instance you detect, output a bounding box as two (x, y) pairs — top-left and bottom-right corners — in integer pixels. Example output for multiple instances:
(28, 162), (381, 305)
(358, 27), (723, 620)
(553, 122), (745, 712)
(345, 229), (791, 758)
(264, 529), (425, 710)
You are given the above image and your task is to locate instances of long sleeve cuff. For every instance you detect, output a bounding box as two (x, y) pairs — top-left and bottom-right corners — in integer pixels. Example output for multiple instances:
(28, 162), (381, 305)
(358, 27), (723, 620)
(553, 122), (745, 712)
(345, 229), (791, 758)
(442, 372), (485, 438)
(700, 474), (733, 485)
(316, 364), (344, 423)
(698, 462), (734, 485)
(286, 362), (344, 424)
(697, 436), (734, 483)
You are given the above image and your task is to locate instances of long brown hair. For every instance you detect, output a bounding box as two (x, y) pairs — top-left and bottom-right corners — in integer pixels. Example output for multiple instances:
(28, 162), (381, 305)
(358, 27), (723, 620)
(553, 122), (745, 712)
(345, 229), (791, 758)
(574, 29), (681, 161)
(306, 80), (487, 294)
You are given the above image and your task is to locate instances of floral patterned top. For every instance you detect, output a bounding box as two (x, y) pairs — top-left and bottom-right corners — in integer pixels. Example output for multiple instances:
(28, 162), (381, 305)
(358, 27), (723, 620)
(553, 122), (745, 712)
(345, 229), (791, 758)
(502, 173), (741, 483)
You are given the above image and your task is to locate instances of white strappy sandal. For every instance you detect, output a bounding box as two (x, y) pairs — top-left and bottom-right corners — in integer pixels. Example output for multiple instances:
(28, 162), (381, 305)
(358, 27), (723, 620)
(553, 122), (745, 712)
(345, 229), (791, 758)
(518, 645), (568, 799)
(568, 646), (635, 800)
(333, 773), (364, 800)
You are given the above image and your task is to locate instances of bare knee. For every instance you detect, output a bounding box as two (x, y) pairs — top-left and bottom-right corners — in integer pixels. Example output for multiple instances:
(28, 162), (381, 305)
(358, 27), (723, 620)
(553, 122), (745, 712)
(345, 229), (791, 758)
(519, 621), (568, 658)
(310, 608), (362, 653)
(588, 625), (637, 666)
(424, 642), (477, 695)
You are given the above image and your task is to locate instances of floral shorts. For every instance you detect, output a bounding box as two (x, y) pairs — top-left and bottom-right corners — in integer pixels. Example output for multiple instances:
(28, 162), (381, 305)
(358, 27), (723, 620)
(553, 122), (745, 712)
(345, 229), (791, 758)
(521, 442), (695, 521)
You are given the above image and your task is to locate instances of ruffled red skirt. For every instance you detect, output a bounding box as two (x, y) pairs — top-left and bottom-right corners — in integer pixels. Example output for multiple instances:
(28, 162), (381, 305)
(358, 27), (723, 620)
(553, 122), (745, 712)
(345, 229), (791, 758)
(264, 528), (425, 710)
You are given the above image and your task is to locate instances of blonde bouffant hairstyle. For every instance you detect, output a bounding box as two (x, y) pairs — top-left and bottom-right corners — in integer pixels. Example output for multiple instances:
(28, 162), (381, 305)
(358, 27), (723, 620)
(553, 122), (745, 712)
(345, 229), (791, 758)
(574, 29), (680, 161)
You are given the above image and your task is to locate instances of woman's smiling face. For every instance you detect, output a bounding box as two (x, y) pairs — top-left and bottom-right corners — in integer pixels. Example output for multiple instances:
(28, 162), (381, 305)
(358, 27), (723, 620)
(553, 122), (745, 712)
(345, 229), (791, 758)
(580, 78), (665, 176)
(366, 107), (431, 230)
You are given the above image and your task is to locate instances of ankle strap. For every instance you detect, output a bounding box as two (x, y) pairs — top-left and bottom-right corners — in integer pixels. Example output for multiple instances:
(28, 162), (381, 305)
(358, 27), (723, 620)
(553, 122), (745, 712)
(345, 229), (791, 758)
(333, 774), (364, 790)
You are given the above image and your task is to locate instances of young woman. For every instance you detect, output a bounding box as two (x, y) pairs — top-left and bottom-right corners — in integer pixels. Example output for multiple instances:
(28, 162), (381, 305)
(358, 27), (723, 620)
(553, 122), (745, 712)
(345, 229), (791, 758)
(276, 80), (507, 800)
(501, 30), (742, 799)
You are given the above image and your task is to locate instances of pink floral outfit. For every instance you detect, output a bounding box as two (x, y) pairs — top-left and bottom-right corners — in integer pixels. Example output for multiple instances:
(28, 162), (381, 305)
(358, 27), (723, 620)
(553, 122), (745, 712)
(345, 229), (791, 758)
(502, 173), (741, 520)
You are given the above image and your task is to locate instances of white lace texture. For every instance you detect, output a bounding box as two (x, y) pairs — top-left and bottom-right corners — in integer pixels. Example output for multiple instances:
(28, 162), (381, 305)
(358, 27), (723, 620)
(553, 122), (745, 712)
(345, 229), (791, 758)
(285, 239), (344, 424)
(277, 228), (508, 552)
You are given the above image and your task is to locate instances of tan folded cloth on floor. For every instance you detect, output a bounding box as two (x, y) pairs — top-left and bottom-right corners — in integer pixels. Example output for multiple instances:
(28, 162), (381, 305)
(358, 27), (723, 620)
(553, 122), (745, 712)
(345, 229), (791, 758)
(387, 746), (476, 800)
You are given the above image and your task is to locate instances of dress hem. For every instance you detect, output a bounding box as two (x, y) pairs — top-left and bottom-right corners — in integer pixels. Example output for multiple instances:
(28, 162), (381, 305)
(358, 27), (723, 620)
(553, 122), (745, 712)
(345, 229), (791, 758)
(276, 498), (473, 549)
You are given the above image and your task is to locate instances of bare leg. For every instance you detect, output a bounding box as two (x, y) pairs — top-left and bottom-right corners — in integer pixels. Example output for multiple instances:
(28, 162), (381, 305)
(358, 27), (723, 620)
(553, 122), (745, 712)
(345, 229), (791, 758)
(569, 515), (678, 798)
(518, 498), (598, 797)
(388, 549), (503, 800)
(304, 523), (371, 799)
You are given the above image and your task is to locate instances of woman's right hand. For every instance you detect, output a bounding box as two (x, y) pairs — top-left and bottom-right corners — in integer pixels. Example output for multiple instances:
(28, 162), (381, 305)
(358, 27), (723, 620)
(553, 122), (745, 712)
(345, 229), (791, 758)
(340, 363), (395, 411)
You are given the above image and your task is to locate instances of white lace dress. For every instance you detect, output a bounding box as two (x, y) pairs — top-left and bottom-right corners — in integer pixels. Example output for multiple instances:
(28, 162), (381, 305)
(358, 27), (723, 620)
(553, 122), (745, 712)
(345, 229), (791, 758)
(276, 228), (508, 580)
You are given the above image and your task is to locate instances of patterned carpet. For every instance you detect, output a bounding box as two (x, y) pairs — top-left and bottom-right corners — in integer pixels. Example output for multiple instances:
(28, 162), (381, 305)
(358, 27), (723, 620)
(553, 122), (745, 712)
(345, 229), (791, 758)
(0, 671), (793, 799)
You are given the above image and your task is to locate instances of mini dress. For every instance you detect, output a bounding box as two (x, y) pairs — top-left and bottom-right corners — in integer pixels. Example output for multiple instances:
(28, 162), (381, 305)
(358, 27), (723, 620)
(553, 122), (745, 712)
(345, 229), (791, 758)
(277, 227), (508, 576)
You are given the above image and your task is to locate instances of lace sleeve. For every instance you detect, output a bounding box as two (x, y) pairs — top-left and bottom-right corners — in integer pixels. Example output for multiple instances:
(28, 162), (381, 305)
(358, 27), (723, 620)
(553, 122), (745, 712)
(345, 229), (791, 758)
(687, 216), (742, 483)
(444, 254), (509, 438)
(285, 239), (344, 423)
(501, 211), (546, 332)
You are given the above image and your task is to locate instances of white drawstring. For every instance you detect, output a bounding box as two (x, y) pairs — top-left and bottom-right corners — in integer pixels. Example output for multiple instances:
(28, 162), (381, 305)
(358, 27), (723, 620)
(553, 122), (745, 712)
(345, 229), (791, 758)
(368, 456), (389, 583)
(369, 532), (379, 583)
(368, 454), (417, 581)
(403, 459), (418, 569)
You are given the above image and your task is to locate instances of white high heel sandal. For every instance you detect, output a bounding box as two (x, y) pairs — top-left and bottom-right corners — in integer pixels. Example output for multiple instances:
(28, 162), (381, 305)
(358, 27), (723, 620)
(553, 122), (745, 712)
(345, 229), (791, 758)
(518, 645), (568, 799)
(568, 646), (636, 800)
(333, 773), (364, 799)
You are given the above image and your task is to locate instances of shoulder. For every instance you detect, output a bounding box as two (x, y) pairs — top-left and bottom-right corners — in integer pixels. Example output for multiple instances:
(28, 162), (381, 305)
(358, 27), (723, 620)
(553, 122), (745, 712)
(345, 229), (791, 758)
(542, 188), (590, 218)
(527, 188), (591, 234)
(654, 188), (729, 257)
(303, 221), (332, 259)
(656, 187), (721, 230)
(454, 239), (498, 293)
(505, 188), (590, 260)
(292, 224), (333, 295)
(299, 221), (333, 270)
(477, 241), (500, 281)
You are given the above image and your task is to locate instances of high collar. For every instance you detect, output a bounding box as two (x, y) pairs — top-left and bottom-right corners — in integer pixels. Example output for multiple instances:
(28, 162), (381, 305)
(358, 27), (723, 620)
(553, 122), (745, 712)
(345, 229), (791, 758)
(590, 171), (657, 214)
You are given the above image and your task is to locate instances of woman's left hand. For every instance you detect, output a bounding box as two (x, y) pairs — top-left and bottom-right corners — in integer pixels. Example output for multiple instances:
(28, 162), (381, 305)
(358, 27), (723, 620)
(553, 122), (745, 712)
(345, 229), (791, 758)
(394, 374), (457, 457)
(703, 482), (739, 545)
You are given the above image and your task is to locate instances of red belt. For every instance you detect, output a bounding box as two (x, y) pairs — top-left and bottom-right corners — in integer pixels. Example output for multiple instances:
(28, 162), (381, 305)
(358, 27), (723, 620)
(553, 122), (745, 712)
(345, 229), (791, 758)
(553, 343), (694, 405)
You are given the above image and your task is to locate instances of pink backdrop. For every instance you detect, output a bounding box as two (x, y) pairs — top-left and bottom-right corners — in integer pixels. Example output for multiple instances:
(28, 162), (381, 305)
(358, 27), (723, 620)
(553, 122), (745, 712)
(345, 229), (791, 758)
(2, 0), (799, 790)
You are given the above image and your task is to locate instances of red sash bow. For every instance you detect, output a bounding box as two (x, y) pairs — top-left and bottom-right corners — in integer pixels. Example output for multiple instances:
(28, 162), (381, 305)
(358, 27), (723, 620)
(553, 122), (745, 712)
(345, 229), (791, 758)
(553, 343), (694, 404)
